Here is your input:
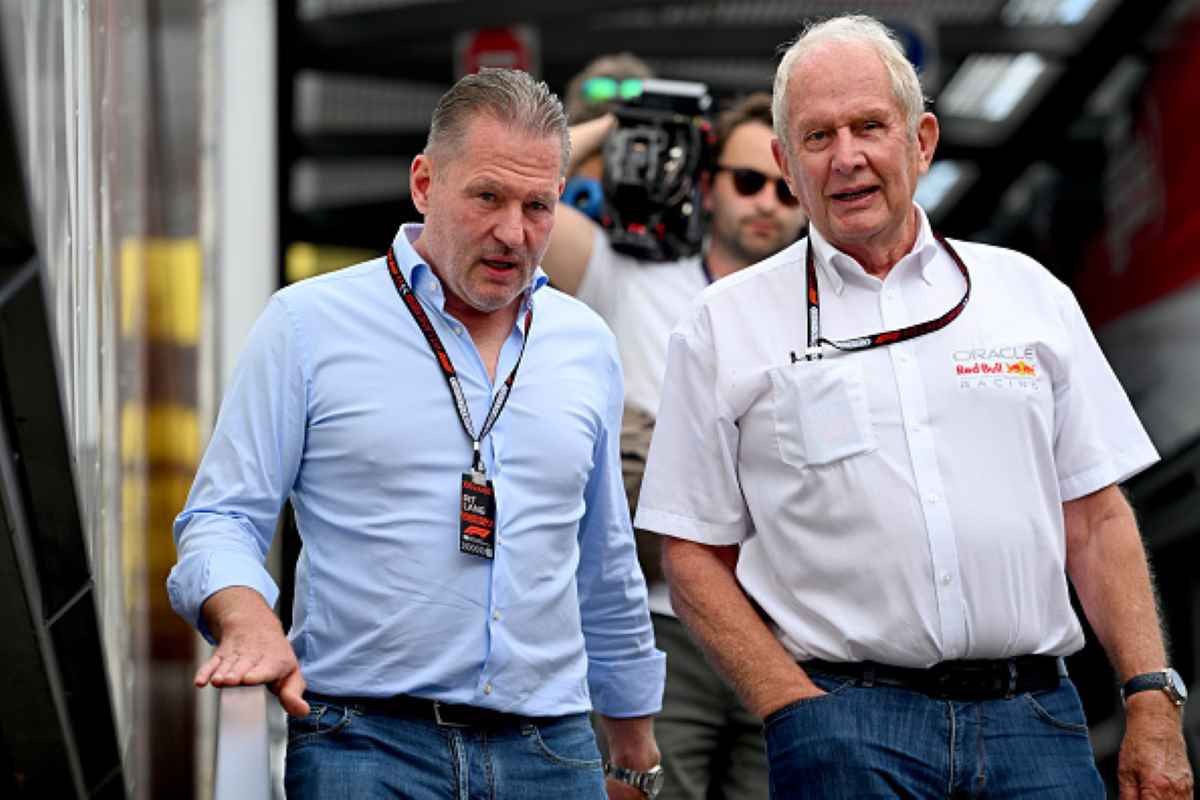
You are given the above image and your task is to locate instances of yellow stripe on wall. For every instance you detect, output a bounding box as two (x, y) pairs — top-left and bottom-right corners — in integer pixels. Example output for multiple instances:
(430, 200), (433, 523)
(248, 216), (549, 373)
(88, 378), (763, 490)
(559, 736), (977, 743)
(120, 237), (202, 342)
(123, 402), (200, 468)
(286, 241), (374, 284)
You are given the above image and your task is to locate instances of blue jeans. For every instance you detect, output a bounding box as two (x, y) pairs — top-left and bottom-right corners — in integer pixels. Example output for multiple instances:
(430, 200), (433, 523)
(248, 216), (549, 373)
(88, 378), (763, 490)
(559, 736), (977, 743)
(285, 698), (606, 799)
(764, 672), (1105, 799)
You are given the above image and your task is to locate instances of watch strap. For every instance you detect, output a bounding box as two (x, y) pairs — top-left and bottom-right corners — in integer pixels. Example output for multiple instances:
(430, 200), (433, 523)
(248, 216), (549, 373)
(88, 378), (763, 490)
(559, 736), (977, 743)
(1121, 668), (1186, 706)
(604, 762), (663, 797)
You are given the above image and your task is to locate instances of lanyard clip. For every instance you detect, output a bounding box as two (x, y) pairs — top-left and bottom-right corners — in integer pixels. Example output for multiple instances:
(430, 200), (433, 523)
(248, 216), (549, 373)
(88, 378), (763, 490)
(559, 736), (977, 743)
(793, 345), (823, 362)
(471, 440), (486, 481)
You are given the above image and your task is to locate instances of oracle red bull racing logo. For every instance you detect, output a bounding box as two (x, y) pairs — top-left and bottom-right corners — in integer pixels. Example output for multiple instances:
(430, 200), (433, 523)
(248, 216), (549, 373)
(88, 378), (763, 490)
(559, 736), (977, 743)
(953, 345), (1041, 390)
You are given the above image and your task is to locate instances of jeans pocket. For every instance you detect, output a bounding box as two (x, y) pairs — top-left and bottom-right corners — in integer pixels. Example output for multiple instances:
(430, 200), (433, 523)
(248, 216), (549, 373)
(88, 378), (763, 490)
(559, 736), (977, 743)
(763, 676), (855, 728)
(287, 702), (354, 746)
(524, 716), (603, 770)
(769, 360), (876, 468)
(1023, 684), (1090, 733)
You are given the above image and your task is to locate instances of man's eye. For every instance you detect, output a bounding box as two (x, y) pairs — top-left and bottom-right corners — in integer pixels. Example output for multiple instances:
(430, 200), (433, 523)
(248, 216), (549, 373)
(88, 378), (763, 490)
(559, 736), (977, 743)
(803, 130), (829, 151)
(479, 192), (497, 203)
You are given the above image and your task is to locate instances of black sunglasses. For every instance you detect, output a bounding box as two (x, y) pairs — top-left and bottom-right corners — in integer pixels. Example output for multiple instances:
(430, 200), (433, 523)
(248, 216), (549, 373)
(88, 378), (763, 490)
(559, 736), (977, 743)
(713, 166), (799, 207)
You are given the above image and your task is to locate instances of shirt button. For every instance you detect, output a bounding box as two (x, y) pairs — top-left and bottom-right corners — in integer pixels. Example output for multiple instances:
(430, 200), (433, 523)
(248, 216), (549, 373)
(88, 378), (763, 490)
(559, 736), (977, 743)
(483, 683), (493, 695)
(492, 610), (501, 621)
(927, 492), (939, 504)
(940, 573), (953, 586)
(454, 326), (464, 336)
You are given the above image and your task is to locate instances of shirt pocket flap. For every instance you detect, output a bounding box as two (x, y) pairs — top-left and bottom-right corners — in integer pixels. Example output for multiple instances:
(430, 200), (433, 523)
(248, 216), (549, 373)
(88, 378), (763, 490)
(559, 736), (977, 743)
(768, 359), (876, 468)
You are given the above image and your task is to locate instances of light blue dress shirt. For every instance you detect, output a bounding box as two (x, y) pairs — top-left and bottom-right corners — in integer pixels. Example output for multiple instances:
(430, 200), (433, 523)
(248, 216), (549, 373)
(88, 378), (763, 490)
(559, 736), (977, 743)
(169, 225), (665, 718)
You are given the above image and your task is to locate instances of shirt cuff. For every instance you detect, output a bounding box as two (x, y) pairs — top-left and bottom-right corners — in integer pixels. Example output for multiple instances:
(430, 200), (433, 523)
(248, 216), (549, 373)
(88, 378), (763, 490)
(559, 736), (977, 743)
(167, 551), (280, 644)
(634, 507), (746, 546)
(588, 648), (667, 718)
(1058, 446), (1159, 502)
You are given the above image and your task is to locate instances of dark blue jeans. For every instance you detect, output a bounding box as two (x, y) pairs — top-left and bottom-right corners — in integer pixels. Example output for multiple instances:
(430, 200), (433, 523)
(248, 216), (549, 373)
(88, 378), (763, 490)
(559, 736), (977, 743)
(764, 672), (1105, 799)
(285, 698), (606, 799)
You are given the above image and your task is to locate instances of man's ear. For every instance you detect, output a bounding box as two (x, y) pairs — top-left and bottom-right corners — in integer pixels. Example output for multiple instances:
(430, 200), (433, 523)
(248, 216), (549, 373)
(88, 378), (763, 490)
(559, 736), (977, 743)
(771, 137), (797, 197)
(915, 112), (940, 175)
(410, 154), (433, 214)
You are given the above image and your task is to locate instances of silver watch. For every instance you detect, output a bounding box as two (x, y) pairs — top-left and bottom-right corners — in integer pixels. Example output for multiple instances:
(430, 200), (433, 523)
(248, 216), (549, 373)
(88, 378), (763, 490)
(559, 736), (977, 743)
(604, 762), (664, 798)
(1120, 667), (1188, 707)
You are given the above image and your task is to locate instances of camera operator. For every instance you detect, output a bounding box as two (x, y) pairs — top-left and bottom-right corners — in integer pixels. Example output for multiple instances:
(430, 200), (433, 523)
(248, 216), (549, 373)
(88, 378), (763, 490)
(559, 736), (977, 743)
(542, 89), (807, 800)
(561, 53), (656, 218)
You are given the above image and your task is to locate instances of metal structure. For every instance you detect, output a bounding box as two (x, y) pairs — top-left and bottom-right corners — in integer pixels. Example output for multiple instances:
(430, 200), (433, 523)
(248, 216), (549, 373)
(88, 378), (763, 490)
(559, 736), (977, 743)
(0, 36), (126, 799)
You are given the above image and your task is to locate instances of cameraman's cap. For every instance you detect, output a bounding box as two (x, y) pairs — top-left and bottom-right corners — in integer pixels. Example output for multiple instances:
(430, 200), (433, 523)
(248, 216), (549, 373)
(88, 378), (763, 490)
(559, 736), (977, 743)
(566, 52), (655, 123)
(583, 77), (644, 104)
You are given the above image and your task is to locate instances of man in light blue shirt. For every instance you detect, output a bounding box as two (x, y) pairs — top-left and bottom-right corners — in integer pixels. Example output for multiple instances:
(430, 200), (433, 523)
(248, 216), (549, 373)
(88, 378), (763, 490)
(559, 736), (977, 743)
(169, 68), (665, 799)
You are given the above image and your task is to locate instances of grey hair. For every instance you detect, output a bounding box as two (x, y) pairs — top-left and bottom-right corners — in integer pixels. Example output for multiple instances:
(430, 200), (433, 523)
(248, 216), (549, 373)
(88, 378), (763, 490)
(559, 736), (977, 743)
(772, 15), (927, 151)
(426, 68), (571, 176)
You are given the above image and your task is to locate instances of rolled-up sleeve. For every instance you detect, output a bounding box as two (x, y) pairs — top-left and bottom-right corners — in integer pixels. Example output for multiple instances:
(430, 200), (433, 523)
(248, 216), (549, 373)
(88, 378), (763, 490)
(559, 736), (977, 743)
(167, 296), (308, 642)
(576, 354), (666, 718)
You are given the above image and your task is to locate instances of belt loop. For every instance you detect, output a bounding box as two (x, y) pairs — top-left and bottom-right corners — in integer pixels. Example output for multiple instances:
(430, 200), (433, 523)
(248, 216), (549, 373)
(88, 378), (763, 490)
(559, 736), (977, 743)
(862, 665), (875, 688)
(433, 701), (469, 728)
(1005, 659), (1018, 699)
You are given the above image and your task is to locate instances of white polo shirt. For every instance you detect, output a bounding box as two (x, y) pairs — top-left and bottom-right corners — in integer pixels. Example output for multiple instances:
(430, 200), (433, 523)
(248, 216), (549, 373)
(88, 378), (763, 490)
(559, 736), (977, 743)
(576, 228), (710, 419)
(635, 207), (1158, 667)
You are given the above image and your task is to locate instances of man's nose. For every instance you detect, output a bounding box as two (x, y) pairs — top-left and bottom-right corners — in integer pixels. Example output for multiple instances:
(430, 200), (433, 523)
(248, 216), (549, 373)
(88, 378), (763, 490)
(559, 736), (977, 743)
(753, 178), (782, 212)
(830, 129), (864, 174)
(493, 205), (524, 248)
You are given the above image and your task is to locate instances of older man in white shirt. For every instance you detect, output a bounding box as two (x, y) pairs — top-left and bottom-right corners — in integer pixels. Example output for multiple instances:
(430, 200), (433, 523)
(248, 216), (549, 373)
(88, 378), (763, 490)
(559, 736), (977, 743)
(636, 14), (1192, 800)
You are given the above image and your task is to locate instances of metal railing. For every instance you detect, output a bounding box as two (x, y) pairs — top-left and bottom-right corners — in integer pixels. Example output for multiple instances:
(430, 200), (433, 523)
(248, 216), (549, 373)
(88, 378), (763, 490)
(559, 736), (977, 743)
(213, 687), (274, 800)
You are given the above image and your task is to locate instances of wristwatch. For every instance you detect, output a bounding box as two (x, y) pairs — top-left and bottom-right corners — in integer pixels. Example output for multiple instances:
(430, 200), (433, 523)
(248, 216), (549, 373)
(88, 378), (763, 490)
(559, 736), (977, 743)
(1120, 668), (1188, 707)
(604, 761), (665, 798)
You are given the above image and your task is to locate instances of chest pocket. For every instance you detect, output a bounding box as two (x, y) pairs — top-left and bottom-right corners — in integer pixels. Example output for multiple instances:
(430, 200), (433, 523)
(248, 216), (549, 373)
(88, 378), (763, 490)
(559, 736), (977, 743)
(768, 358), (877, 468)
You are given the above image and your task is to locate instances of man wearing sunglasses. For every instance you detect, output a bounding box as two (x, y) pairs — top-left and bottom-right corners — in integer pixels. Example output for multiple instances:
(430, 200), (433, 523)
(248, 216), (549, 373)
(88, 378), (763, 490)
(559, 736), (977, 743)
(542, 91), (807, 800)
(636, 14), (1191, 800)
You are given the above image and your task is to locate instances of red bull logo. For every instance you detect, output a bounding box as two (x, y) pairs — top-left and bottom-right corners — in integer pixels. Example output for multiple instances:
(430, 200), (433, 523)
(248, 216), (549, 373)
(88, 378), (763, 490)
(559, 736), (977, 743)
(952, 343), (1041, 391)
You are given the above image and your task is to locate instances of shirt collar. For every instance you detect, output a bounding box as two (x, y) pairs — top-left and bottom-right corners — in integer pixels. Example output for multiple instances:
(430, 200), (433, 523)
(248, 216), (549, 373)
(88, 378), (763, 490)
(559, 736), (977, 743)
(807, 203), (941, 294)
(389, 223), (550, 315)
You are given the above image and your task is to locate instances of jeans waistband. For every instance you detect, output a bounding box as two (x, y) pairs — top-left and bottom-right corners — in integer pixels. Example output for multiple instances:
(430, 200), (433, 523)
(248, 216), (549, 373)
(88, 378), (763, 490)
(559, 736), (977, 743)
(802, 655), (1066, 700)
(300, 695), (561, 734)
(303, 691), (559, 729)
(302, 695), (559, 734)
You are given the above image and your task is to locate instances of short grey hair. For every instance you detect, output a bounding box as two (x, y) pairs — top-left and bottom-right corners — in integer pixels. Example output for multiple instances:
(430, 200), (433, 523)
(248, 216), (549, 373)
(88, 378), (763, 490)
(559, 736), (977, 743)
(772, 15), (926, 151)
(426, 68), (571, 176)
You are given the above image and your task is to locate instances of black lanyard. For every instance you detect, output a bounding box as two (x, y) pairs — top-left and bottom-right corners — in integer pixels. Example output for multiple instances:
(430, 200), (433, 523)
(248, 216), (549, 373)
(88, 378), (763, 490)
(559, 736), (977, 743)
(799, 232), (970, 361)
(386, 247), (532, 476)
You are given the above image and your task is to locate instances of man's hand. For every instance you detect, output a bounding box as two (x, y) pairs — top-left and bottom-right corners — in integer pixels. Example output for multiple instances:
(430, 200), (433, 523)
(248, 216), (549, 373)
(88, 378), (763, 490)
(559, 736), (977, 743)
(1117, 694), (1193, 799)
(195, 586), (310, 717)
(597, 715), (660, 799)
(605, 775), (653, 800)
(567, 114), (617, 175)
